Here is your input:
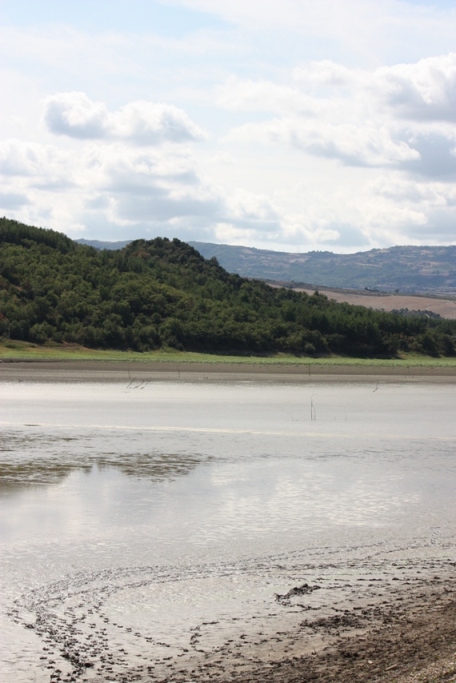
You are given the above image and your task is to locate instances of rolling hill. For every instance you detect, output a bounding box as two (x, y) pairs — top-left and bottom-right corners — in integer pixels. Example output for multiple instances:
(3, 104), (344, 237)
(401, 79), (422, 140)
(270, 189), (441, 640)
(190, 242), (456, 295)
(77, 239), (456, 295)
(1, 217), (454, 358)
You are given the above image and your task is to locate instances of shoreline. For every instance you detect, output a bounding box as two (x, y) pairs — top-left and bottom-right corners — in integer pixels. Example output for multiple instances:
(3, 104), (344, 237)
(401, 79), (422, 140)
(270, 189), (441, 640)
(2, 359), (456, 383)
(211, 575), (456, 683)
(2, 362), (456, 682)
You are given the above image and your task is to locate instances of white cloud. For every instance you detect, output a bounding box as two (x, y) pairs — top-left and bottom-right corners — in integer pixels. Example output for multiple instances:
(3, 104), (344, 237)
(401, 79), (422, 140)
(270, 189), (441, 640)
(294, 53), (456, 127)
(227, 119), (419, 167)
(378, 53), (456, 122)
(85, 145), (224, 224)
(293, 60), (357, 88)
(3, 128), (454, 250)
(0, 139), (73, 185)
(44, 92), (205, 144)
(2, 2), (456, 251)
(220, 54), (456, 181)
(226, 189), (280, 223)
(220, 54), (456, 139)
(0, 136), (284, 241)
(216, 77), (320, 116)
(373, 173), (456, 207)
(0, 191), (30, 209)
(398, 127), (456, 178)
(44, 93), (108, 140)
(82, 144), (200, 191)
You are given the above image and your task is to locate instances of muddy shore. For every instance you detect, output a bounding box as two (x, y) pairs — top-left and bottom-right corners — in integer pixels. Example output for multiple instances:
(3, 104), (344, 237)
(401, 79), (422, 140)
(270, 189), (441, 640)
(2, 359), (456, 383)
(136, 558), (456, 683)
(222, 577), (456, 683)
(2, 362), (456, 683)
(13, 554), (456, 683)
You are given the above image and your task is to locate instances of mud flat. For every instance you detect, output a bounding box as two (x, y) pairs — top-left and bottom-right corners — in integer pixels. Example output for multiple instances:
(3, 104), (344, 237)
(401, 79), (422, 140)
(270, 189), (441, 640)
(1, 379), (455, 683)
(2, 359), (456, 383)
(7, 550), (456, 683)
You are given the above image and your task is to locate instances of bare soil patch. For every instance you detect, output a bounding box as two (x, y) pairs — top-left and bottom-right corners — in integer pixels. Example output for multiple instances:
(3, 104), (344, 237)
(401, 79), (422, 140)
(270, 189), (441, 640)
(298, 288), (456, 320)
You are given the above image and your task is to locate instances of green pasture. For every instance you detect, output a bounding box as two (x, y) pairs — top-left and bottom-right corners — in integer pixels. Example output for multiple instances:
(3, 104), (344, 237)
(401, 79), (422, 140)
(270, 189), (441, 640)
(2, 340), (456, 368)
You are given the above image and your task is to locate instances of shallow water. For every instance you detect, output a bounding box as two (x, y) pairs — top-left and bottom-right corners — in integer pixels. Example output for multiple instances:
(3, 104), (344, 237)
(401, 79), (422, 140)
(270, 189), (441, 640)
(1, 380), (455, 681)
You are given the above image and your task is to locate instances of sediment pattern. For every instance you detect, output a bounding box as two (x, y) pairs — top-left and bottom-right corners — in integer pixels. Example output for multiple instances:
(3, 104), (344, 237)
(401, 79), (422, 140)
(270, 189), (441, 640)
(7, 545), (456, 683)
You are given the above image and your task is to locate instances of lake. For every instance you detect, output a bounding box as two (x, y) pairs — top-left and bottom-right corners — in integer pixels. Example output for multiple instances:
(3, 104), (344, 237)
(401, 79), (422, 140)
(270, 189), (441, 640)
(1, 379), (455, 682)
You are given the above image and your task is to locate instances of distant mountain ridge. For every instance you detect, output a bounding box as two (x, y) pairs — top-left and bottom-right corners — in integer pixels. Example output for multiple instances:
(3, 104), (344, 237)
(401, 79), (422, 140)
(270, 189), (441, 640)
(77, 239), (456, 295)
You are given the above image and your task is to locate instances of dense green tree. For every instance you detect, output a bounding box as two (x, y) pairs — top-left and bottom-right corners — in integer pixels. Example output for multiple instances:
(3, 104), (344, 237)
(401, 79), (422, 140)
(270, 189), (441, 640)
(1, 216), (456, 357)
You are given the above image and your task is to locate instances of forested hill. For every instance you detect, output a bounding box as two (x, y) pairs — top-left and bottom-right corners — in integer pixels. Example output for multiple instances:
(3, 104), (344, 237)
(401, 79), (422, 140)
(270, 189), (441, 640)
(78, 238), (456, 295)
(1, 217), (456, 358)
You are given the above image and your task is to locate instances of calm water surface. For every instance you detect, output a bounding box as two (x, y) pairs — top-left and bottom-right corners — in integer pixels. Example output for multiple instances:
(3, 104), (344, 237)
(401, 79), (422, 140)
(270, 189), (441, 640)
(1, 380), (455, 681)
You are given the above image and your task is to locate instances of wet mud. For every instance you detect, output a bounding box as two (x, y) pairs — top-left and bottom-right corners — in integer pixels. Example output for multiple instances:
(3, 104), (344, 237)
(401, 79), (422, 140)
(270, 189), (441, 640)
(6, 548), (456, 683)
(2, 380), (456, 683)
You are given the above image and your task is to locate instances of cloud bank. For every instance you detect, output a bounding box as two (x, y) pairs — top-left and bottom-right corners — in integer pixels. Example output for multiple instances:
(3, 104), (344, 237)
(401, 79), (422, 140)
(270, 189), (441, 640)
(1, 1), (456, 250)
(222, 54), (456, 178)
(44, 92), (205, 144)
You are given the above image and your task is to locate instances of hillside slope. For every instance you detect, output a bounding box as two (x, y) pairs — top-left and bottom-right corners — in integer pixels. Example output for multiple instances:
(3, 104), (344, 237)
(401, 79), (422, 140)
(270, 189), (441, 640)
(190, 242), (456, 294)
(77, 238), (456, 294)
(2, 218), (455, 358)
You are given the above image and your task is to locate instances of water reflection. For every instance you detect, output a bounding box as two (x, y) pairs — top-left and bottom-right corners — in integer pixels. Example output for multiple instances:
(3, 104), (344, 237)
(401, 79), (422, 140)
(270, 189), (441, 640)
(0, 429), (210, 490)
(1, 381), (456, 683)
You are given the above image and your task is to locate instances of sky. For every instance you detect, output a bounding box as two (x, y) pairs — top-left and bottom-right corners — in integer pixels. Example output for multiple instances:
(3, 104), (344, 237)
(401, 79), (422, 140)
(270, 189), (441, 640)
(1, 0), (456, 252)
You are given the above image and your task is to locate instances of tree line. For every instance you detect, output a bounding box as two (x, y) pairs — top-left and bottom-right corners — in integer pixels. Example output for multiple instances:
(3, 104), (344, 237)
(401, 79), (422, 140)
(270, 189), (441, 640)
(1, 217), (455, 358)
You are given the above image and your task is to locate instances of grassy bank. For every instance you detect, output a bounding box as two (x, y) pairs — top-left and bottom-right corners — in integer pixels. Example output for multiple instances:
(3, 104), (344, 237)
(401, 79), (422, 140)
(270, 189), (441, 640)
(2, 339), (456, 368)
